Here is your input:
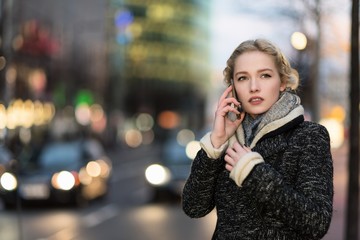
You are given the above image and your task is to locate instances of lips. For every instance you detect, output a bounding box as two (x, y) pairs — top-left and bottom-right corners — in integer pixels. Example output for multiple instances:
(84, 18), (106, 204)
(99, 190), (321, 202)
(249, 97), (263, 104)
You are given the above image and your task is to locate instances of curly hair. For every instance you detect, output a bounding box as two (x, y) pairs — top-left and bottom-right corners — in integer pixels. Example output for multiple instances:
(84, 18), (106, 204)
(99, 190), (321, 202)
(223, 39), (299, 90)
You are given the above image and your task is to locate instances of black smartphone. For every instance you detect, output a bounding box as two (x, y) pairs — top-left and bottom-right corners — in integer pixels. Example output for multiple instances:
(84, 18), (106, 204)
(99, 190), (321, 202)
(227, 79), (243, 122)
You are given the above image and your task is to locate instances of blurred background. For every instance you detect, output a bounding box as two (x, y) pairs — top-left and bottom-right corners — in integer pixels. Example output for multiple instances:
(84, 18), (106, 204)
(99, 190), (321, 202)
(0, 0), (353, 239)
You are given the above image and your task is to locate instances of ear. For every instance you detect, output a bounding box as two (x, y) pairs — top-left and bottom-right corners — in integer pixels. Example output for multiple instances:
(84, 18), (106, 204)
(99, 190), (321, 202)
(280, 82), (286, 92)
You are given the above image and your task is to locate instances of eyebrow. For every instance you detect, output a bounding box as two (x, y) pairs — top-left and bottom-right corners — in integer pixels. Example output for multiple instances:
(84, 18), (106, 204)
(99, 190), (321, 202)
(234, 68), (274, 76)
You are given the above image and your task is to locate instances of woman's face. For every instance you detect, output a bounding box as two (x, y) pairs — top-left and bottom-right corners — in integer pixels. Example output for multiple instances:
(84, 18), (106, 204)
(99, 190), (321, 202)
(233, 51), (286, 118)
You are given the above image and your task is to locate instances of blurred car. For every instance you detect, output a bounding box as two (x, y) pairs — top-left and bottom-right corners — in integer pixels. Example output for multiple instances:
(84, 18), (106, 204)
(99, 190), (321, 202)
(144, 129), (201, 201)
(0, 138), (112, 209)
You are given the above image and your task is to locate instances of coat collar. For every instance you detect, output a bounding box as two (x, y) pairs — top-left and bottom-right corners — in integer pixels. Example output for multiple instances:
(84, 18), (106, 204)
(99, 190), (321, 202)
(229, 105), (304, 149)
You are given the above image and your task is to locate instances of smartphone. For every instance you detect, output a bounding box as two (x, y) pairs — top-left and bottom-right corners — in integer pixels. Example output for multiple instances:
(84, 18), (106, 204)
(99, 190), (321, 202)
(227, 79), (243, 122)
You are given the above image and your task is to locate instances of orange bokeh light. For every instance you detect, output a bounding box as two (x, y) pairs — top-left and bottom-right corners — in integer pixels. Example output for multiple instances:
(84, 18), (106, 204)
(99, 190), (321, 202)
(157, 110), (180, 129)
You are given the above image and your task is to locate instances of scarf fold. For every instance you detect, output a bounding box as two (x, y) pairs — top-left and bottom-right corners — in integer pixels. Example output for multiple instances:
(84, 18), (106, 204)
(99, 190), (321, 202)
(242, 91), (301, 146)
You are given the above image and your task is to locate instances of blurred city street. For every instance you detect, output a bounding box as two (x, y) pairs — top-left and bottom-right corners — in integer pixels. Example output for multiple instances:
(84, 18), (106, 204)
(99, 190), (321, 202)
(0, 142), (217, 240)
(0, 140), (351, 240)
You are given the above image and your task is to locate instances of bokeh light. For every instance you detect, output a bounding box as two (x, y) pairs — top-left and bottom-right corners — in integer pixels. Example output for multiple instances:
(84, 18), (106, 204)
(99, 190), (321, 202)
(177, 129), (195, 146)
(135, 113), (154, 131)
(125, 129), (143, 148)
(1, 99), (55, 130)
(157, 110), (180, 129)
(320, 118), (344, 149)
(141, 130), (155, 145)
(90, 104), (107, 133)
(291, 32), (307, 50)
(0, 104), (7, 129)
(75, 104), (91, 126)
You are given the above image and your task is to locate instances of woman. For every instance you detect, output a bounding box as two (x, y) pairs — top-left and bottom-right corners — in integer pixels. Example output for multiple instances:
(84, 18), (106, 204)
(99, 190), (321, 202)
(182, 39), (333, 239)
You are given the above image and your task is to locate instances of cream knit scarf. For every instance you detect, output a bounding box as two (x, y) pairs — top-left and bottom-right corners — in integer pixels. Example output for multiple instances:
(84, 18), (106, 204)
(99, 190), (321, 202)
(242, 91), (301, 146)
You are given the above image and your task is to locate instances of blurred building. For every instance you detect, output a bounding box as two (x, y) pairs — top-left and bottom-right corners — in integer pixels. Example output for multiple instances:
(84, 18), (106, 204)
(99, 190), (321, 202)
(0, 0), (108, 107)
(107, 0), (211, 133)
(0, 0), (211, 146)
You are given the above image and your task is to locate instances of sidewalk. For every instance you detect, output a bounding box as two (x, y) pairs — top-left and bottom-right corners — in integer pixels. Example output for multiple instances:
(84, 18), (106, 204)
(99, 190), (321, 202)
(323, 142), (348, 240)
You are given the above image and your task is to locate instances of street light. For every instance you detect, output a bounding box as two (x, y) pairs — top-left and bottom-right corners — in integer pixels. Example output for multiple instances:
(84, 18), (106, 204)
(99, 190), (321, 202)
(290, 31), (307, 51)
(290, 31), (320, 123)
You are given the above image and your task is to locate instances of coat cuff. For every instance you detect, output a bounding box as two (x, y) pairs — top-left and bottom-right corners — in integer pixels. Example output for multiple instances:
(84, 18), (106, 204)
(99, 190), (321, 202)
(229, 152), (264, 187)
(199, 132), (228, 159)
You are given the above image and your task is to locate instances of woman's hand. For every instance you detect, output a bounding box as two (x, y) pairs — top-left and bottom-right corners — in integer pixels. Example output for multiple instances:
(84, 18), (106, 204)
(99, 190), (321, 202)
(210, 85), (245, 148)
(224, 142), (251, 171)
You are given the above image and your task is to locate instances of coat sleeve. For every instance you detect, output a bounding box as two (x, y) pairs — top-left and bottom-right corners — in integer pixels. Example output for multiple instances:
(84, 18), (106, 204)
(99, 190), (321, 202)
(243, 123), (333, 239)
(182, 149), (224, 218)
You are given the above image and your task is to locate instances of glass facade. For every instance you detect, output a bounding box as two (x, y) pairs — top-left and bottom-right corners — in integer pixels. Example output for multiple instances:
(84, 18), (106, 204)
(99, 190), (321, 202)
(108, 0), (211, 129)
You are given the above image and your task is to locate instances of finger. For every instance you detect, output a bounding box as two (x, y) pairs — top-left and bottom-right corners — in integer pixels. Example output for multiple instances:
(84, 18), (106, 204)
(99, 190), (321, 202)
(226, 146), (236, 155)
(244, 146), (252, 152)
(229, 103), (242, 115)
(232, 142), (251, 157)
(232, 141), (241, 149)
(223, 85), (233, 100)
(219, 86), (239, 106)
(217, 86), (232, 107)
(216, 105), (238, 119)
(232, 141), (246, 152)
(225, 163), (233, 172)
(224, 154), (235, 166)
(219, 98), (240, 113)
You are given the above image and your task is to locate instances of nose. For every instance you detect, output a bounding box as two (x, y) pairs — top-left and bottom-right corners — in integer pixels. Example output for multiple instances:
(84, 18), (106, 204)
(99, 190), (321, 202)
(250, 78), (260, 92)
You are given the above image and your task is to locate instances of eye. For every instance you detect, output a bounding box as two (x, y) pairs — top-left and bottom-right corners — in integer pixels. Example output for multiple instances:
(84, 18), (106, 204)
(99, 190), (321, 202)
(237, 76), (247, 81)
(261, 73), (271, 79)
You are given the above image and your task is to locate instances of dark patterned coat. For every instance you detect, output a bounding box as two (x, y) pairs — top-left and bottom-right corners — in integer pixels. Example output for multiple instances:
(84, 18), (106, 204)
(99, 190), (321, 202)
(182, 116), (333, 240)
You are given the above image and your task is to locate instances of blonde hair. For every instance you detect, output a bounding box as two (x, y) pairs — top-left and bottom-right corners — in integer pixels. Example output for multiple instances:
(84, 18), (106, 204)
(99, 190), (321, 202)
(223, 39), (299, 90)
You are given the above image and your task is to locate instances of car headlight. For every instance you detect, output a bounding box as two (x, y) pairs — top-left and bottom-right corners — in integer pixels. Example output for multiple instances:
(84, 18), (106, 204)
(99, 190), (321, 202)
(0, 172), (17, 191)
(51, 171), (76, 190)
(145, 164), (170, 185)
